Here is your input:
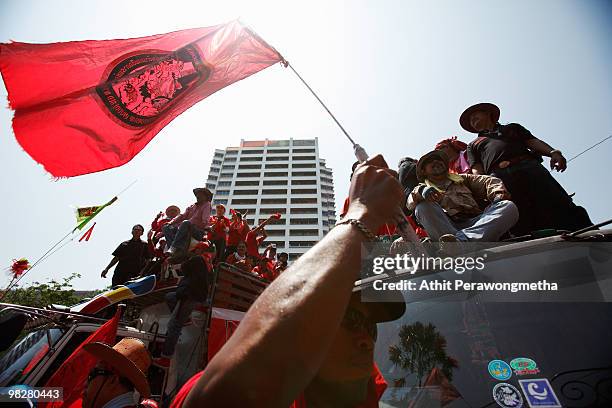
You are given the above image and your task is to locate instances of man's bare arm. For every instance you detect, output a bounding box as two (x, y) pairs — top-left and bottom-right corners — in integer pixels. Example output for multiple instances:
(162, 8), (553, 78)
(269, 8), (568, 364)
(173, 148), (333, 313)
(184, 155), (402, 408)
(525, 138), (566, 171)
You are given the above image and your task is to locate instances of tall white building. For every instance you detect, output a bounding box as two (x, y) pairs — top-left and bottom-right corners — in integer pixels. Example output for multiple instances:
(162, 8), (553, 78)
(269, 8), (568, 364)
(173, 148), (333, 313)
(205, 138), (336, 261)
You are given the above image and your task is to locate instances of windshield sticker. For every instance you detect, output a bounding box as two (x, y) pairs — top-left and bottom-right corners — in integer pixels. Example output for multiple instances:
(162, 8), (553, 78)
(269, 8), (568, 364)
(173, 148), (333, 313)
(518, 379), (561, 408)
(492, 383), (524, 408)
(510, 358), (540, 376)
(489, 360), (512, 380)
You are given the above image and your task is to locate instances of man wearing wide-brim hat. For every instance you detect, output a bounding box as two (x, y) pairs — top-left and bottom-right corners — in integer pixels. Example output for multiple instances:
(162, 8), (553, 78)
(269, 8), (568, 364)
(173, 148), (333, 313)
(407, 150), (519, 243)
(460, 102), (592, 235)
(162, 187), (213, 256)
(82, 337), (152, 408)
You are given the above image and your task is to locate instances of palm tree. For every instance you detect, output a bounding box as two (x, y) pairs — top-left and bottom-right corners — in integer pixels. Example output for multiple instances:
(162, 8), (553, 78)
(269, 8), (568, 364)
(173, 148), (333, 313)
(388, 321), (458, 387)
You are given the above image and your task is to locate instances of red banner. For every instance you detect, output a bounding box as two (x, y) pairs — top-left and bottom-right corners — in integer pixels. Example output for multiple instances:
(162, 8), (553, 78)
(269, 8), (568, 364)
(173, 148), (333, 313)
(41, 307), (121, 408)
(0, 21), (282, 177)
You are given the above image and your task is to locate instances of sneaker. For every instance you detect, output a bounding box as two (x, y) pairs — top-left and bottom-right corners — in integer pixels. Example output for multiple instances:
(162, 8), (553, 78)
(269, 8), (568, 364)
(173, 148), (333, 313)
(153, 356), (171, 369)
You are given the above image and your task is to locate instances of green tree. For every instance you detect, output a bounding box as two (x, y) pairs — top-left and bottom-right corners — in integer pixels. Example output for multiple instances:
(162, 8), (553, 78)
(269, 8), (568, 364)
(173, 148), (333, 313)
(388, 321), (458, 387)
(2, 272), (87, 308)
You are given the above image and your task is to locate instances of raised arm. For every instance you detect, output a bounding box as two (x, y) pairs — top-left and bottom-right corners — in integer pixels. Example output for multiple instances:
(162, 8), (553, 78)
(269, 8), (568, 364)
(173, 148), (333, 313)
(183, 155), (403, 408)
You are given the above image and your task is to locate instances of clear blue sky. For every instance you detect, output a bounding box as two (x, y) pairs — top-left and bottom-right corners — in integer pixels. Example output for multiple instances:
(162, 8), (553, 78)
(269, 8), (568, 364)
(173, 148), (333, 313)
(1, 0), (611, 290)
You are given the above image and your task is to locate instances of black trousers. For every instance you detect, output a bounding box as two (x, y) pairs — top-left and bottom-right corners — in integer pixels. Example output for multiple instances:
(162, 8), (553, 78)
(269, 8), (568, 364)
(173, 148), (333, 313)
(492, 160), (592, 236)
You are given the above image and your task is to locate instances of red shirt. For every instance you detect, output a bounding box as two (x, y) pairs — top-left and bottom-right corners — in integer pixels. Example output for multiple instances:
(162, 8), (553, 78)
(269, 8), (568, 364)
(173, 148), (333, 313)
(245, 230), (265, 258)
(208, 215), (230, 241)
(169, 365), (386, 408)
(227, 220), (250, 246)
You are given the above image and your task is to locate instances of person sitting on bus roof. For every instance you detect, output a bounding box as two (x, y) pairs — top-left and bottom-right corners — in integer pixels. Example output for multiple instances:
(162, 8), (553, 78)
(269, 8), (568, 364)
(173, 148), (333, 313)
(154, 243), (213, 369)
(168, 154), (406, 407)
(225, 241), (251, 272)
(275, 251), (289, 274)
(162, 187), (212, 256)
(408, 150), (519, 242)
(245, 216), (278, 258)
(252, 257), (276, 281)
(460, 102), (593, 235)
(225, 209), (250, 259)
(435, 136), (471, 174)
(82, 337), (152, 408)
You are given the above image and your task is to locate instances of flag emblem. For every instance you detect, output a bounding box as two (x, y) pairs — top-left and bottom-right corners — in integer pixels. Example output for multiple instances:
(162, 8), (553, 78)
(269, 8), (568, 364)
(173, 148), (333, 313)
(96, 44), (211, 127)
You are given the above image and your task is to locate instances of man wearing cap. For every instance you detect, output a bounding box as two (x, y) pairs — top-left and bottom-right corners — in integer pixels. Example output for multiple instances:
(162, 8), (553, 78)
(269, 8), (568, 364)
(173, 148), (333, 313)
(460, 102), (592, 235)
(168, 155), (405, 407)
(162, 188), (212, 255)
(407, 150), (519, 242)
(82, 337), (152, 408)
(435, 137), (471, 174)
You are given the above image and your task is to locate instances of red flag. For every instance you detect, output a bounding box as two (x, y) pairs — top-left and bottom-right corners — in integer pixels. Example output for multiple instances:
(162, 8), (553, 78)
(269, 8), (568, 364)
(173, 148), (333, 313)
(0, 21), (282, 177)
(78, 222), (96, 242)
(41, 307), (121, 408)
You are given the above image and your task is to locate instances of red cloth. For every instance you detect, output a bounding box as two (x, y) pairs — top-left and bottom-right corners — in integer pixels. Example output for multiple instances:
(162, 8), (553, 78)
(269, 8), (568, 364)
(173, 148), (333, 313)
(227, 220), (250, 246)
(170, 364), (386, 408)
(245, 230), (265, 258)
(208, 215), (231, 241)
(207, 317), (240, 362)
(0, 21), (282, 177)
(151, 216), (172, 232)
(41, 307), (121, 408)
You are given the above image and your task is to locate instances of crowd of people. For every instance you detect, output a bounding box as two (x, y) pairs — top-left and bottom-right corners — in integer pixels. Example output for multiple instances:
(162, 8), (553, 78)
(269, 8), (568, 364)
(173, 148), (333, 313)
(87, 101), (594, 407)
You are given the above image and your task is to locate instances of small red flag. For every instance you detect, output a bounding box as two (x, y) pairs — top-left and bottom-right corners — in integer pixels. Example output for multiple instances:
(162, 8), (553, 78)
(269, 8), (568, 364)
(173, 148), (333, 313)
(41, 307), (121, 408)
(79, 222), (96, 242)
(0, 21), (282, 177)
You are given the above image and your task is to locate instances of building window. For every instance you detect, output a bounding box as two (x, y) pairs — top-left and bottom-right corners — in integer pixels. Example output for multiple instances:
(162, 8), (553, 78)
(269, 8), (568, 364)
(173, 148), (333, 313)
(240, 156), (262, 162)
(221, 165), (235, 170)
(262, 189), (287, 195)
(212, 160), (222, 165)
(216, 190), (230, 195)
(321, 193), (335, 199)
(231, 199), (257, 205)
(291, 197), (318, 204)
(242, 149), (264, 155)
(292, 163), (316, 169)
(321, 169), (332, 175)
(290, 208), (318, 214)
(293, 156), (316, 161)
(206, 183), (216, 189)
(266, 229), (286, 236)
(260, 208), (287, 214)
(237, 172), (261, 178)
(234, 189), (258, 195)
(291, 189), (317, 195)
(261, 198), (287, 204)
(292, 179), (316, 185)
(238, 164), (261, 170)
(235, 180), (259, 186)
(289, 241), (317, 247)
(292, 171), (317, 177)
(226, 150), (238, 155)
(263, 179), (287, 186)
(291, 218), (318, 225)
(290, 229), (319, 236)
(263, 172), (288, 177)
(268, 140), (290, 147)
(213, 199), (228, 205)
(292, 140), (316, 146)
(225, 157), (236, 162)
(217, 181), (231, 187)
(267, 149), (289, 154)
(293, 148), (315, 153)
(267, 156), (288, 162)
(209, 167), (220, 173)
(321, 185), (334, 191)
(214, 152), (224, 157)
(258, 218), (286, 225)
(265, 163), (289, 169)
(208, 175), (218, 181)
